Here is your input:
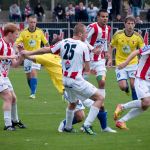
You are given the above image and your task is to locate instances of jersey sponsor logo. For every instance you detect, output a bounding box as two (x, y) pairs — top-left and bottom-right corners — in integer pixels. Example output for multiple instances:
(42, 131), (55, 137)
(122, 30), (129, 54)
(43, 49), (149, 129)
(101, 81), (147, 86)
(65, 60), (71, 70)
(29, 39), (36, 47)
(122, 45), (131, 53)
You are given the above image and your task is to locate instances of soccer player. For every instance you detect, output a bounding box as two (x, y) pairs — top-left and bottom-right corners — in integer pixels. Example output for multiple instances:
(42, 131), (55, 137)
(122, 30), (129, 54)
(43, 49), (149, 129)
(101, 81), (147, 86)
(108, 15), (144, 100)
(0, 23), (26, 131)
(15, 15), (49, 99)
(86, 9), (115, 133)
(21, 23), (104, 135)
(114, 45), (150, 129)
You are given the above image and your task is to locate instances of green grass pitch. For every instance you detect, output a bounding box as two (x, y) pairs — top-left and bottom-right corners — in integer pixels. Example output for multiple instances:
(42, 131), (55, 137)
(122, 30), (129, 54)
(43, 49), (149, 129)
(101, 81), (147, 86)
(0, 67), (150, 150)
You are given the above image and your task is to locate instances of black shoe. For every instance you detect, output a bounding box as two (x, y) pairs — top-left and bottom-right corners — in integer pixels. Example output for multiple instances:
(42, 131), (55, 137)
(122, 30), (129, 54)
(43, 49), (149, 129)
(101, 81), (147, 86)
(12, 120), (26, 129)
(64, 128), (78, 133)
(4, 126), (16, 131)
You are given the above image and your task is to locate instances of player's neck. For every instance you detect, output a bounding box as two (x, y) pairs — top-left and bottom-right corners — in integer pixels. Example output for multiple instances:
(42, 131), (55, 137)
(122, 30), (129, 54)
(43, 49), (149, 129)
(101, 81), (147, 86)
(3, 36), (10, 44)
(124, 30), (134, 37)
(28, 27), (36, 32)
(73, 36), (81, 41)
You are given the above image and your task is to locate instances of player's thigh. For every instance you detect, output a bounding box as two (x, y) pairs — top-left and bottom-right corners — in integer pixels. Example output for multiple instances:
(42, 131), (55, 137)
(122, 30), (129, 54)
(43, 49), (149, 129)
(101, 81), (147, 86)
(134, 78), (150, 99)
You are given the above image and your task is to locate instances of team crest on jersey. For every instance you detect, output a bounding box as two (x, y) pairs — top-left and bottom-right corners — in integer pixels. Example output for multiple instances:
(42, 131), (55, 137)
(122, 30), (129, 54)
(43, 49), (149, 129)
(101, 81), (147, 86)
(65, 60), (71, 70)
(122, 45), (131, 53)
(29, 39), (36, 47)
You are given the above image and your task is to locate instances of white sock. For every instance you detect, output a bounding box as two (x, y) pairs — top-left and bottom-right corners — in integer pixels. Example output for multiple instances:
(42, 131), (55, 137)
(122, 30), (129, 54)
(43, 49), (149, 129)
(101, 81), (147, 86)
(11, 103), (19, 122)
(65, 108), (74, 130)
(98, 89), (106, 98)
(84, 105), (99, 126)
(4, 110), (12, 127)
(122, 100), (142, 110)
(119, 108), (143, 122)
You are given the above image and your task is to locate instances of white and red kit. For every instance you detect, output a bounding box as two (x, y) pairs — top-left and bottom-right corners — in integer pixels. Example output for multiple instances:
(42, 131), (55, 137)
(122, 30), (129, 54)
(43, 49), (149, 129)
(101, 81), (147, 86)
(86, 22), (111, 61)
(134, 45), (150, 99)
(86, 22), (111, 76)
(0, 38), (15, 92)
(51, 38), (98, 103)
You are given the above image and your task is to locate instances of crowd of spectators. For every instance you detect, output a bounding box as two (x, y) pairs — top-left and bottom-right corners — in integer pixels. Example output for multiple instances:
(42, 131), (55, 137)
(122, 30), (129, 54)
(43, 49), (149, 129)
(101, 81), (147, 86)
(6, 0), (150, 23)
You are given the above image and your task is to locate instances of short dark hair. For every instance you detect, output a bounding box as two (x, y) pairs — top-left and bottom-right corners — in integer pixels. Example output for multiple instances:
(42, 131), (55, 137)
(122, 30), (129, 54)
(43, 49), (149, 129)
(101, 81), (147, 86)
(124, 15), (136, 23)
(3, 23), (19, 36)
(73, 23), (85, 35)
(97, 9), (108, 17)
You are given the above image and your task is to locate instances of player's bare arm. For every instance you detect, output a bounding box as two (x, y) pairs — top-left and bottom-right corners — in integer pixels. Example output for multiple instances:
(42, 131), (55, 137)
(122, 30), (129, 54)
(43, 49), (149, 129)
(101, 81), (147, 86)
(21, 47), (51, 56)
(107, 45), (114, 67)
(118, 50), (140, 69)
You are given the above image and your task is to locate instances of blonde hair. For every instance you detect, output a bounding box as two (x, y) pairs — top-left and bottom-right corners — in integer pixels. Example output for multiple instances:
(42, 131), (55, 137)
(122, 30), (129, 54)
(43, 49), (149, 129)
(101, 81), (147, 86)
(3, 23), (19, 36)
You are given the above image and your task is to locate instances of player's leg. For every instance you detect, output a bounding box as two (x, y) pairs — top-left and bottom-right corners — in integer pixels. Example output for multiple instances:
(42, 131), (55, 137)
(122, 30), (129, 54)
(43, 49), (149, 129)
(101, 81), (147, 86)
(11, 91), (26, 128)
(29, 69), (38, 98)
(83, 89), (104, 135)
(58, 100), (85, 132)
(128, 68), (138, 100)
(0, 89), (15, 130)
(115, 78), (150, 129)
(116, 68), (129, 95)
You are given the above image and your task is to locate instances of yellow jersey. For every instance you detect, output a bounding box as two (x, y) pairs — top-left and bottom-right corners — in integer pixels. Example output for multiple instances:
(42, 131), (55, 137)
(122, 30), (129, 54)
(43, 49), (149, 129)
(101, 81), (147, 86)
(35, 54), (64, 94)
(16, 27), (48, 51)
(110, 30), (144, 66)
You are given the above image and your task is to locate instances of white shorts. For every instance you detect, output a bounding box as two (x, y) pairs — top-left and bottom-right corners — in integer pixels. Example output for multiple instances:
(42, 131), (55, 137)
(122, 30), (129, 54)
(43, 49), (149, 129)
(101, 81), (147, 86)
(63, 76), (98, 103)
(90, 60), (106, 77)
(0, 77), (13, 92)
(134, 78), (150, 99)
(75, 100), (85, 111)
(24, 59), (41, 73)
(115, 64), (137, 81)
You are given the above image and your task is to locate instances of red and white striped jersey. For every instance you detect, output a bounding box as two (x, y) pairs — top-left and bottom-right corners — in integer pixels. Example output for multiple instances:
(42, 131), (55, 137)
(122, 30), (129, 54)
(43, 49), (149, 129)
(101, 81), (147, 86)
(51, 38), (90, 79)
(136, 45), (150, 81)
(86, 22), (111, 61)
(0, 38), (14, 77)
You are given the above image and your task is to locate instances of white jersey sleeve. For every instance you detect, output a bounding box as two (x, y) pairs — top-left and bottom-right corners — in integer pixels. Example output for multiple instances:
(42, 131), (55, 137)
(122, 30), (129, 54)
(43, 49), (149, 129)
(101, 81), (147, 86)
(86, 25), (95, 43)
(140, 45), (150, 55)
(83, 44), (90, 62)
(51, 41), (62, 54)
(84, 40), (94, 51)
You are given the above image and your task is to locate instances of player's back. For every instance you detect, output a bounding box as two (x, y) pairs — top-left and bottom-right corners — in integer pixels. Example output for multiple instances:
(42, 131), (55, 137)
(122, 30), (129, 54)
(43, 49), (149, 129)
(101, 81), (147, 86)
(60, 38), (89, 78)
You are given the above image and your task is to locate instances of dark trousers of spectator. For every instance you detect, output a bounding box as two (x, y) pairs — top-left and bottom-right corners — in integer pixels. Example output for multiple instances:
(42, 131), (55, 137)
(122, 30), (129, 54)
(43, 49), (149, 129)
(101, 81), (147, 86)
(111, 0), (121, 19)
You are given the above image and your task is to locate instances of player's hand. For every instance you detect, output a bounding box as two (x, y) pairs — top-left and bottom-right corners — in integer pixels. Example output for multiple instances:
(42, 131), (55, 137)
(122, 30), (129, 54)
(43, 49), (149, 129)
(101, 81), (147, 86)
(20, 50), (30, 56)
(90, 69), (97, 75)
(92, 45), (102, 55)
(107, 59), (112, 68)
(8, 55), (18, 59)
(17, 43), (24, 52)
(117, 62), (128, 69)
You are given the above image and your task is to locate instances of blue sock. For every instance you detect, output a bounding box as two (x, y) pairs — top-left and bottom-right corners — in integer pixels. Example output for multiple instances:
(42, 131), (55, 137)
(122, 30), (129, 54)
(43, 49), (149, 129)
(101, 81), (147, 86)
(30, 78), (37, 95)
(97, 111), (107, 129)
(131, 88), (138, 100)
(63, 117), (78, 126)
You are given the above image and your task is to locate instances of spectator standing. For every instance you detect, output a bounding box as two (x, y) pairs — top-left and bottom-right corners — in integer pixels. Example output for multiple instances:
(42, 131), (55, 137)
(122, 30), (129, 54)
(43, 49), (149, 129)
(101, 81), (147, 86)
(34, 2), (45, 22)
(75, 2), (88, 22)
(9, 3), (21, 22)
(65, 3), (75, 22)
(87, 3), (99, 22)
(54, 3), (65, 22)
(129, 0), (142, 17)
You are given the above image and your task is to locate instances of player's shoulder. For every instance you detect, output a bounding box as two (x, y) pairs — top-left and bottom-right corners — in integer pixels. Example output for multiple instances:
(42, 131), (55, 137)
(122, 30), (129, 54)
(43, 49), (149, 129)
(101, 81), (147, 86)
(112, 30), (123, 39)
(36, 27), (44, 33)
(133, 31), (143, 38)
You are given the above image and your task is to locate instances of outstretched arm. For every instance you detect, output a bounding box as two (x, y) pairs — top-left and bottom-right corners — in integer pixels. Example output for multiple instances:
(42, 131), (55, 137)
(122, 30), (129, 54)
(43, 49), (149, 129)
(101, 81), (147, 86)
(21, 47), (51, 56)
(118, 50), (140, 69)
